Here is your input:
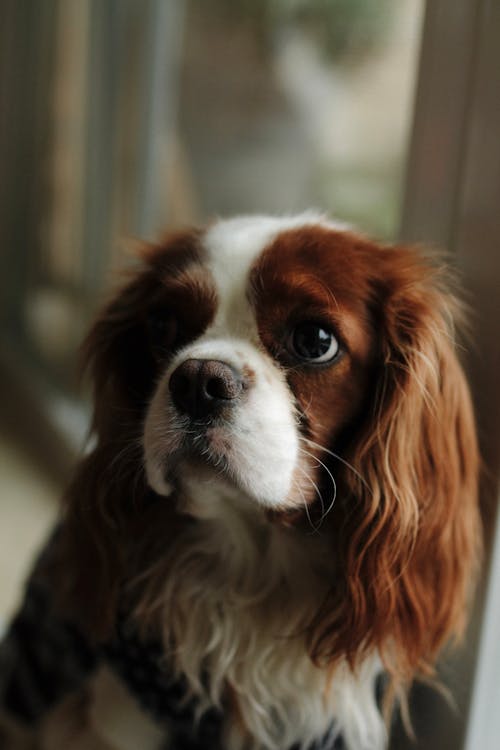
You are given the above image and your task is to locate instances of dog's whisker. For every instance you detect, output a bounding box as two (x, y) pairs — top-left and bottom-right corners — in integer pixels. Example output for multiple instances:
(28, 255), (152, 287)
(300, 436), (371, 494)
(291, 474), (319, 534)
(298, 447), (337, 526)
(292, 465), (323, 534)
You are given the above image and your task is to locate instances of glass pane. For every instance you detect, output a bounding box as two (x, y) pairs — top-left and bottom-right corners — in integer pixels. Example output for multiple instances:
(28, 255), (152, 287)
(176, 0), (424, 238)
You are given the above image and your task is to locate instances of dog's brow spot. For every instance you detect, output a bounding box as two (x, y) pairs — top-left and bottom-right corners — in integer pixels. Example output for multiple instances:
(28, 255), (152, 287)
(242, 365), (256, 384)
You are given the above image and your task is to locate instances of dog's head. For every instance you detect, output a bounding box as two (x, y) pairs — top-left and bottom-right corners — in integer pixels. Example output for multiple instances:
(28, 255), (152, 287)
(143, 215), (377, 514)
(64, 214), (480, 685)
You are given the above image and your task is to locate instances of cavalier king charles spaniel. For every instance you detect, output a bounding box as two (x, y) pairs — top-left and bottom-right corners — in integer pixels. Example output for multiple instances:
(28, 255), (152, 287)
(0, 214), (480, 750)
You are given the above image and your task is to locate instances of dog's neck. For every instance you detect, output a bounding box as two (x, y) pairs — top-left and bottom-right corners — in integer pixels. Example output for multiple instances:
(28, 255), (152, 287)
(134, 471), (384, 750)
(174, 467), (333, 592)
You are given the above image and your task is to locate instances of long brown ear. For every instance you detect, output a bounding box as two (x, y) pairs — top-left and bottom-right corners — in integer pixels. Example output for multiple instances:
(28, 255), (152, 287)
(309, 246), (481, 686)
(82, 268), (159, 440)
(58, 266), (158, 637)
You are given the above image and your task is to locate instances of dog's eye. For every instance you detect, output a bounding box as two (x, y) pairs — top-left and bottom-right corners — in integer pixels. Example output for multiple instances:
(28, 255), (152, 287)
(147, 311), (177, 360)
(288, 322), (339, 364)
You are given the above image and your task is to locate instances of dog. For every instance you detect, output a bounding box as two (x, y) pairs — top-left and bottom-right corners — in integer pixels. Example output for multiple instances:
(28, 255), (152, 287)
(0, 213), (481, 750)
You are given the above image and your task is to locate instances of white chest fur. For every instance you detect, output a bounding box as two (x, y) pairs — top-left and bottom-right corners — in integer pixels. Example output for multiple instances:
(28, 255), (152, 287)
(148, 479), (386, 750)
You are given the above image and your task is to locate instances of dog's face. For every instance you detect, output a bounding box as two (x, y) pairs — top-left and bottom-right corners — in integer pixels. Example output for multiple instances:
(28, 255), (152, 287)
(142, 215), (375, 514)
(69, 214), (480, 687)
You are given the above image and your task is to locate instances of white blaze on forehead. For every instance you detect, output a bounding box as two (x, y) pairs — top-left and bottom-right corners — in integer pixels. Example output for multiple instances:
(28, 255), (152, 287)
(203, 213), (330, 338)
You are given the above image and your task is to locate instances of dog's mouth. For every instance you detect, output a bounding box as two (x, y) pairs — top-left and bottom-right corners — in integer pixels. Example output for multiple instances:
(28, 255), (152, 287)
(147, 420), (237, 496)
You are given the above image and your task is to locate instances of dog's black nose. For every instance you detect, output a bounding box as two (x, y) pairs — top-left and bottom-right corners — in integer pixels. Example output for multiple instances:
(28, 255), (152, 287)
(169, 359), (244, 419)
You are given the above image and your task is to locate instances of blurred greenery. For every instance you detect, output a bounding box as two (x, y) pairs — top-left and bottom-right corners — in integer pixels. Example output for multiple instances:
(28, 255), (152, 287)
(316, 163), (403, 239)
(197, 0), (394, 63)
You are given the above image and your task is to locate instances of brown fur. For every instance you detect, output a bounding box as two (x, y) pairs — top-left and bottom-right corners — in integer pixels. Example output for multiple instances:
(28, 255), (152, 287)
(58, 223), (480, 725)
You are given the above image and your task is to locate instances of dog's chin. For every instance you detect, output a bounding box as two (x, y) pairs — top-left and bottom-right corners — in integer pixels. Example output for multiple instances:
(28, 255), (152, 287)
(145, 443), (289, 520)
(146, 440), (245, 498)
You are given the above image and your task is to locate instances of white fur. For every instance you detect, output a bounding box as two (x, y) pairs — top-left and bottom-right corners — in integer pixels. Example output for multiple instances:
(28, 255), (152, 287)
(146, 474), (385, 750)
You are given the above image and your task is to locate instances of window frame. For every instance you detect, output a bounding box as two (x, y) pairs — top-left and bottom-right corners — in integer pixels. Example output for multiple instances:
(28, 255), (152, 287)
(401, 1), (500, 747)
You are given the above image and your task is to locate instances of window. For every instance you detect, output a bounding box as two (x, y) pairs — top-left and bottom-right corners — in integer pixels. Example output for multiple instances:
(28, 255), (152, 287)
(0, 0), (424, 395)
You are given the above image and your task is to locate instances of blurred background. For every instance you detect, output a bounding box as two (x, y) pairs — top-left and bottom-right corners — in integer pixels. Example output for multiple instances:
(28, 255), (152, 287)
(0, 1), (499, 748)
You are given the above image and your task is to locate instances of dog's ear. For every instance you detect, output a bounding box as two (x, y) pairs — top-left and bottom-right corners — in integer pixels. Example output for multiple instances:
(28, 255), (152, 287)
(309, 246), (481, 686)
(83, 229), (203, 442)
(57, 232), (201, 637)
(82, 267), (158, 442)
(57, 266), (157, 636)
